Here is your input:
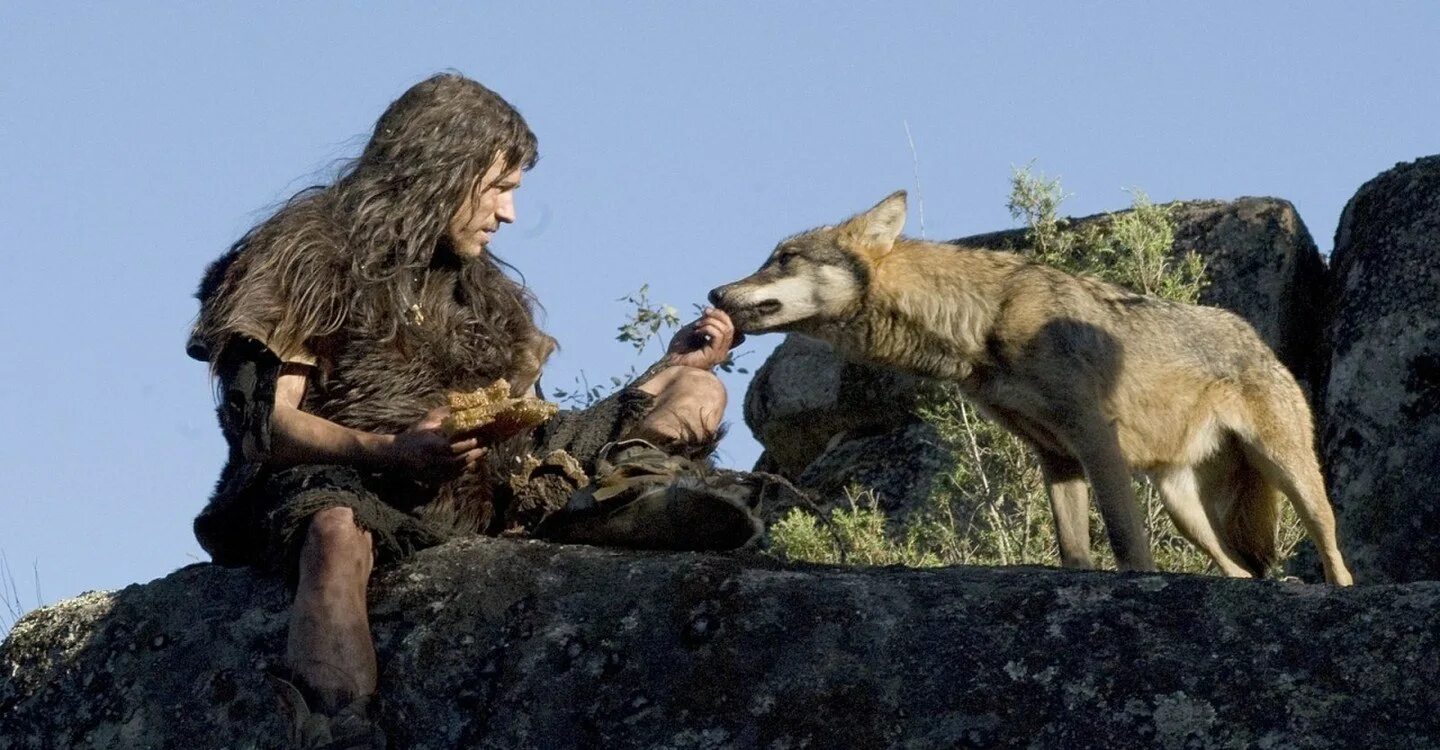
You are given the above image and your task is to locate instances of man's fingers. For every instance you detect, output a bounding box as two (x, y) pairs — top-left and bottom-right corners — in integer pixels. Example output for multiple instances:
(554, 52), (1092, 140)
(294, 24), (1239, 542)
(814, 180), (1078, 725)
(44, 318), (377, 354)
(682, 307), (741, 356)
(450, 437), (479, 455)
(704, 309), (735, 334)
(704, 307), (734, 326)
(694, 322), (723, 342)
(446, 446), (487, 466)
(706, 308), (742, 349)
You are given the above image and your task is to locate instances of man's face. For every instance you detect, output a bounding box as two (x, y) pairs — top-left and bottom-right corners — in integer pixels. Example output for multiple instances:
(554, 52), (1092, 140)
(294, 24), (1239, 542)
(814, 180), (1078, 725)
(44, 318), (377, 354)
(447, 158), (523, 259)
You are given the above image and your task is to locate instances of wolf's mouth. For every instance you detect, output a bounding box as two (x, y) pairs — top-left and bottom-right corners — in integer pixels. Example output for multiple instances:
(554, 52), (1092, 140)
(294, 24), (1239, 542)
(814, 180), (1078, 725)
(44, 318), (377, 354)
(754, 299), (782, 317)
(726, 299), (786, 335)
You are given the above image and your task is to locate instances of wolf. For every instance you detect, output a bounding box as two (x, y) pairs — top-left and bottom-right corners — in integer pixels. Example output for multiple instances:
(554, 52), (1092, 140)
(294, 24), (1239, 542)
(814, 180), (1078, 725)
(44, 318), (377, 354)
(710, 191), (1353, 585)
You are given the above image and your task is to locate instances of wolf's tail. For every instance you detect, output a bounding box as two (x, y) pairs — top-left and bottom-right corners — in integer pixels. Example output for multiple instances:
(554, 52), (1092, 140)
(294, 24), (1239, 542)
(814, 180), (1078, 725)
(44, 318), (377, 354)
(1222, 460), (1280, 578)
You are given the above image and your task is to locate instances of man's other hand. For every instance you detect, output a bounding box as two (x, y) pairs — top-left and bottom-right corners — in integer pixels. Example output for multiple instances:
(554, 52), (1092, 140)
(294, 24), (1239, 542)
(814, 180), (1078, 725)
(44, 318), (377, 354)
(383, 406), (487, 477)
(666, 307), (743, 370)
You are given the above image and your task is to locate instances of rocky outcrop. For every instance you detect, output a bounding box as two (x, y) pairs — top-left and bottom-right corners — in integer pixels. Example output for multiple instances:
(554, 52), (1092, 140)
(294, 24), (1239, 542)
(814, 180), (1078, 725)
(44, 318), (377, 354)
(743, 335), (944, 479)
(1169, 200), (1329, 385)
(1321, 156), (1440, 584)
(746, 198), (1328, 519)
(793, 421), (953, 516)
(4, 539), (1439, 748)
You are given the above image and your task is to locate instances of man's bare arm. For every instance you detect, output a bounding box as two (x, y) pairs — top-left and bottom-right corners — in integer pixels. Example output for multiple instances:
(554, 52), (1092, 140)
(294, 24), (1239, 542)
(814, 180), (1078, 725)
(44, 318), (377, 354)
(268, 364), (485, 475)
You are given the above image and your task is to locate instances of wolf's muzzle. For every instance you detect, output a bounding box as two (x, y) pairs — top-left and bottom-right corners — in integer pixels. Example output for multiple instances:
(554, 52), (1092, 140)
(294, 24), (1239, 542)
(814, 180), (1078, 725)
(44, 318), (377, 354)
(709, 283), (782, 332)
(708, 283), (773, 316)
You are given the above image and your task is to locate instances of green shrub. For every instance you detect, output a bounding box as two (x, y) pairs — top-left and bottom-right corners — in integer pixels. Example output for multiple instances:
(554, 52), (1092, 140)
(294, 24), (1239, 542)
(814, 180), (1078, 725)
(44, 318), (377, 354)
(768, 487), (942, 568)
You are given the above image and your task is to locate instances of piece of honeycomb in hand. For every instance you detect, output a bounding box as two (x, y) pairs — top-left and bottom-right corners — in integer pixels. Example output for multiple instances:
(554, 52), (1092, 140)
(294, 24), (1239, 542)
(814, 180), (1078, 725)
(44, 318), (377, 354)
(443, 380), (559, 440)
(448, 379), (513, 411)
(482, 397), (559, 439)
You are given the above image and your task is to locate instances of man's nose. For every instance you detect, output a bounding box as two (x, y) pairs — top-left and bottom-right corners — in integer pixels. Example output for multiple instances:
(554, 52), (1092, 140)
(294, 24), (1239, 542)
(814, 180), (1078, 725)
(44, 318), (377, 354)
(496, 194), (516, 224)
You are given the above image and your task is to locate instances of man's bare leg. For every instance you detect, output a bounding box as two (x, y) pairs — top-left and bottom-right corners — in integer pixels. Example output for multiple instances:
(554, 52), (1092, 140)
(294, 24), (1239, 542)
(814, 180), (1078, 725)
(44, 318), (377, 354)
(634, 366), (727, 446)
(286, 506), (377, 714)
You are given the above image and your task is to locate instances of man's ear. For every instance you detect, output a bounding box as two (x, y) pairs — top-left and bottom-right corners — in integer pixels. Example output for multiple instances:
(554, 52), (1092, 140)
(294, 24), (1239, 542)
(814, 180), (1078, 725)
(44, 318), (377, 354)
(842, 190), (907, 256)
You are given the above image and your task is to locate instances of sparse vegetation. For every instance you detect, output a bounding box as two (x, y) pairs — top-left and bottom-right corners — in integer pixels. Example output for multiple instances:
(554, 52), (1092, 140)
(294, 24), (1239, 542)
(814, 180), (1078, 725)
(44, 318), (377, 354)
(614, 284), (682, 356)
(551, 285), (749, 408)
(769, 486), (944, 568)
(769, 166), (1305, 576)
(552, 284), (681, 408)
(1, 550), (43, 636)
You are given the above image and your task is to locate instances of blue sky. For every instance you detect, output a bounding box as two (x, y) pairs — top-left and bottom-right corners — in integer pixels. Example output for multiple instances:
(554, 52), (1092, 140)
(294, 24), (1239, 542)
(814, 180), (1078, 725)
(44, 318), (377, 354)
(2, 3), (1436, 628)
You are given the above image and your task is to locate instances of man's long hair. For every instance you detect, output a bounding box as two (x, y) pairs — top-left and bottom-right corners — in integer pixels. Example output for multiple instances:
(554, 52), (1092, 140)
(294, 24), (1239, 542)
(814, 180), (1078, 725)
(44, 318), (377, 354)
(193, 73), (544, 373)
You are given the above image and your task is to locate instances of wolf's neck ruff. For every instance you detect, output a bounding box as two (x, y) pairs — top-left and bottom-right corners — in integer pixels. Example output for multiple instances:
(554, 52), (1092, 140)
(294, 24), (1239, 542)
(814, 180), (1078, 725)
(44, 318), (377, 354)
(831, 241), (1010, 381)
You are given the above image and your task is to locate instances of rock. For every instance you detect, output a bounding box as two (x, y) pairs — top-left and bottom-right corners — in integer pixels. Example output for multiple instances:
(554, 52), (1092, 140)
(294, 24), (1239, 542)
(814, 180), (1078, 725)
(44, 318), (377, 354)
(1171, 199), (1329, 387)
(793, 421), (953, 519)
(742, 334), (944, 478)
(1320, 155), (1440, 584)
(744, 198), (1328, 518)
(4, 540), (1440, 748)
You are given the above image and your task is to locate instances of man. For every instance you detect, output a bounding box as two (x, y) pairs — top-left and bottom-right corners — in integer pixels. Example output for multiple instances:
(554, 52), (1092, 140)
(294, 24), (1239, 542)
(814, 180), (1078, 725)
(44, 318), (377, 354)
(188, 74), (747, 748)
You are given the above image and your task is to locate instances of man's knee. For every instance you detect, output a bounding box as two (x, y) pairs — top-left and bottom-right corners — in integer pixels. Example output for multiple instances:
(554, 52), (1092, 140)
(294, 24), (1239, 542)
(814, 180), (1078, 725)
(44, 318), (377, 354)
(671, 366), (726, 411)
(639, 366), (727, 440)
(302, 506), (373, 569)
(645, 365), (725, 405)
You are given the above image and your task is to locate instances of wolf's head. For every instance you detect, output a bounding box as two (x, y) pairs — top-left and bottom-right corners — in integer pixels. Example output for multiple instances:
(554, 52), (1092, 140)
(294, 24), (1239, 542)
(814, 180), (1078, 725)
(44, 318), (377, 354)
(709, 191), (907, 335)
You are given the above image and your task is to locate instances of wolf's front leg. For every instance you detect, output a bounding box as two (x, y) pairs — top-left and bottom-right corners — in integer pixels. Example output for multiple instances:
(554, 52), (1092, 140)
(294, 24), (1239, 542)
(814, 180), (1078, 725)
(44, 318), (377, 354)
(1070, 428), (1155, 572)
(1038, 451), (1093, 569)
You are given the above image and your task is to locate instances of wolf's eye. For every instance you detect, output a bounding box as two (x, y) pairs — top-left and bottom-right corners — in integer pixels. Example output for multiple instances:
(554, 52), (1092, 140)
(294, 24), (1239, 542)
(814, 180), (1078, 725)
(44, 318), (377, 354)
(777, 252), (799, 267)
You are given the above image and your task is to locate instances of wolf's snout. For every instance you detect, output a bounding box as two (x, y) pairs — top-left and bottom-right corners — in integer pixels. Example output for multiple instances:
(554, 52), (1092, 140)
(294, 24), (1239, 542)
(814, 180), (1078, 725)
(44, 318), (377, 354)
(708, 283), (782, 331)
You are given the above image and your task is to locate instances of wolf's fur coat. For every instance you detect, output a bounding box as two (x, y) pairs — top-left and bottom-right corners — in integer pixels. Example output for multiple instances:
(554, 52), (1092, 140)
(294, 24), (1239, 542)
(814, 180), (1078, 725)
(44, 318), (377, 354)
(712, 192), (1353, 584)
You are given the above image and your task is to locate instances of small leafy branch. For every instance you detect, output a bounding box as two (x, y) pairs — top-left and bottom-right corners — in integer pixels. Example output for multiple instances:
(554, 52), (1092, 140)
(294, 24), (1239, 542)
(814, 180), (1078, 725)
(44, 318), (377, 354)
(769, 486), (944, 568)
(551, 285), (679, 408)
(616, 284), (680, 355)
(551, 286), (749, 408)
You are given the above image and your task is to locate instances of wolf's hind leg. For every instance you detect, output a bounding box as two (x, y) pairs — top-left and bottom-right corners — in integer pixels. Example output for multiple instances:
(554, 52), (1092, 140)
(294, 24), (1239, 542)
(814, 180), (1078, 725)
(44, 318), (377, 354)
(1038, 452), (1093, 569)
(1154, 466), (1255, 577)
(1239, 432), (1354, 586)
(1068, 427), (1155, 572)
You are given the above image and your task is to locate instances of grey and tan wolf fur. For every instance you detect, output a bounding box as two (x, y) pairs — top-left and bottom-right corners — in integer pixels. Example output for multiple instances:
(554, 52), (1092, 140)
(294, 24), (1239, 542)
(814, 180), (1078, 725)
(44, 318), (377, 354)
(710, 192), (1353, 585)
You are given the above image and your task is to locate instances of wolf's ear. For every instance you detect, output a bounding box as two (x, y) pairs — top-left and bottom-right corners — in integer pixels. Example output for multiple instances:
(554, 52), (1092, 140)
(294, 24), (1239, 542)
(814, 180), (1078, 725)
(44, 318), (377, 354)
(844, 190), (907, 256)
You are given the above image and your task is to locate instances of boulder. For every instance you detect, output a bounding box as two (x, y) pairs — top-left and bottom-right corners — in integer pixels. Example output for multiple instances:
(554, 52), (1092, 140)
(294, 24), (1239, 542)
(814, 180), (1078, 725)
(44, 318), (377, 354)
(1320, 155), (1440, 584)
(742, 334), (944, 478)
(793, 421), (954, 518)
(744, 198), (1329, 519)
(1171, 199), (1329, 387)
(3, 540), (1439, 748)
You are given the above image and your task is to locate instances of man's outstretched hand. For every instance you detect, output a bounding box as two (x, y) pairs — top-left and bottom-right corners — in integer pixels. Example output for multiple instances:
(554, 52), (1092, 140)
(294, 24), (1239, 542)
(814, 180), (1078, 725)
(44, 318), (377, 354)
(666, 307), (743, 370)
